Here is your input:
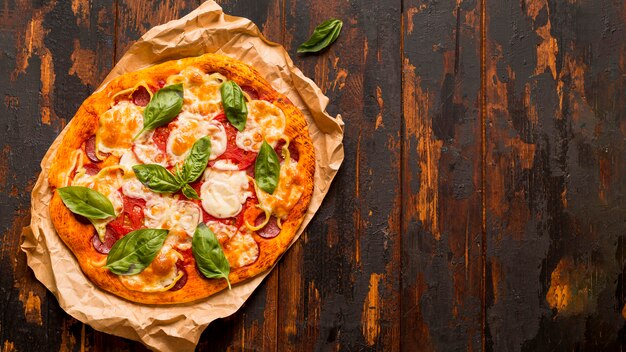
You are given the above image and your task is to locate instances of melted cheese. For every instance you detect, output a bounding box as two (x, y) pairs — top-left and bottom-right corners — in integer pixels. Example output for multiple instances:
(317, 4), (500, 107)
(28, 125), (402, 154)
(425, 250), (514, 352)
(96, 101), (143, 156)
(256, 160), (304, 219)
(144, 196), (202, 237)
(200, 167), (251, 218)
(119, 243), (183, 292)
(133, 131), (168, 166)
(166, 67), (224, 116)
(121, 178), (153, 201)
(118, 150), (141, 173)
(236, 100), (286, 152)
(223, 231), (259, 268)
(166, 111), (227, 164)
(205, 221), (238, 244)
(72, 167), (124, 215)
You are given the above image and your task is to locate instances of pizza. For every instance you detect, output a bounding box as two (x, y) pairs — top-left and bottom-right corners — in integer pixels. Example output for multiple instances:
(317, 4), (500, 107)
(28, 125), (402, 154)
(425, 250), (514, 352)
(47, 53), (315, 304)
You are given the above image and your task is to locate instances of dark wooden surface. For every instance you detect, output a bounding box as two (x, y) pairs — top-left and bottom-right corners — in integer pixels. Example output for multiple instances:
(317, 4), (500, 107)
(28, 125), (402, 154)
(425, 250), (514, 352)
(1, 0), (625, 351)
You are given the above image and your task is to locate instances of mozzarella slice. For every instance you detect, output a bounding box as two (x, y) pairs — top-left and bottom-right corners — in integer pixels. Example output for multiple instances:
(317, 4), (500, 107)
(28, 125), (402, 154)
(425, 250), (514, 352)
(144, 197), (202, 238)
(133, 131), (168, 167)
(205, 221), (238, 244)
(223, 231), (259, 268)
(236, 100), (286, 152)
(256, 160), (304, 219)
(119, 149), (141, 172)
(201, 168), (251, 218)
(96, 101), (143, 156)
(119, 243), (183, 292)
(166, 112), (227, 164)
(121, 178), (153, 201)
(166, 67), (224, 116)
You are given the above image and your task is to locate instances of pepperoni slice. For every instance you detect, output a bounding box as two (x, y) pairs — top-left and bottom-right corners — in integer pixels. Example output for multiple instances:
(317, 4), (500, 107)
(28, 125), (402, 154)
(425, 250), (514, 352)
(169, 261), (188, 291)
(255, 215), (281, 239)
(85, 135), (101, 163)
(92, 228), (120, 254)
(83, 163), (100, 175)
(131, 86), (151, 107)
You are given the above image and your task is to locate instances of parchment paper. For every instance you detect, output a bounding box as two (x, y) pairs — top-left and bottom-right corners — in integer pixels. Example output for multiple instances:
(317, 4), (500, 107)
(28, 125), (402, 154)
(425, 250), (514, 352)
(21, 1), (344, 351)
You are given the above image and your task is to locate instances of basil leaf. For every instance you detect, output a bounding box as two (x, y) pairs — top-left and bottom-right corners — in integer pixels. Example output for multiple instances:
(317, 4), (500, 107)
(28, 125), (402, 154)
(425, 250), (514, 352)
(192, 223), (231, 289)
(135, 83), (183, 139)
(180, 136), (211, 183)
(255, 140), (280, 194)
(133, 164), (182, 193)
(105, 229), (169, 275)
(297, 19), (343, 53)
(220, 81), (247, 131)
(181, 184), (200, 200)
(57, 186), (115, 219)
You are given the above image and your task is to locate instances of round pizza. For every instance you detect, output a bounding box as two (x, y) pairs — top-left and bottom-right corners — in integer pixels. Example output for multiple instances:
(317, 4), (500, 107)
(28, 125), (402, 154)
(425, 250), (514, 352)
(47, 53), (315, 304)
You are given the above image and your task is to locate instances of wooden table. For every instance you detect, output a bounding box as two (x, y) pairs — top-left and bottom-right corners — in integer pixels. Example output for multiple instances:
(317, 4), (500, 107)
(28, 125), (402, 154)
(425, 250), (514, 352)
(1, 0), (625, 350)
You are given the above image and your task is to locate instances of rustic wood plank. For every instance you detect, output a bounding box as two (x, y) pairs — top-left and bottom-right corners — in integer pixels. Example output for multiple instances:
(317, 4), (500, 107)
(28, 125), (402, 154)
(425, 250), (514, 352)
(401, 0), (484, 350)
(276, 1), (403, 350)
(485, 0), (626, 350)
(0, 0), (115, 350)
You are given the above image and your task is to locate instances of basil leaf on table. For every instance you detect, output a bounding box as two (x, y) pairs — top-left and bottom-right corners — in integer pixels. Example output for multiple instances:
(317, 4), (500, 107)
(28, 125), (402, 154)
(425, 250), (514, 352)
(192, 223), (231, 289)
(297, 19), (343, 53)
(134, 83), (184, 139)
(181, 184), (200, 200)
(133, 164), (182, 193)
(255, 140), (280, 194)
(220, 81), (248, 131)
(179, 136), (211, 183)
(57, 186), (115, 219)
(105, 229), (169, 275)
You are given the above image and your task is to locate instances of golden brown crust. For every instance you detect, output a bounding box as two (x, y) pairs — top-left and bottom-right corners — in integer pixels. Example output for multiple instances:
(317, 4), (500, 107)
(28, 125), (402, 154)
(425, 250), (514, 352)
(48, 53), (315, 304)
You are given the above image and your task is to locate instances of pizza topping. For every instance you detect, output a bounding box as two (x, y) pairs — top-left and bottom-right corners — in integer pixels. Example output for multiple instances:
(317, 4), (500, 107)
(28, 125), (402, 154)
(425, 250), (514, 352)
(118, 242), (185, 292)
(168, 261), (188, 291)
(105, 228), (169, 276)
(205, 221), (238, 243)
(107, 195), (146, 236)
(143, 197), (202, 238)
(212, 114), (258, 170)
(121, 178), (153, 201)
(220, 81), (248, 131)
(236, 100), (286, 152)
(96, 101), (143, 156)
(133, 131), (168, 167)
(131, 86), (151, 107)
(255, 159), (305, 219)
(192, 223), (231, 288)
(57, 186), (116, 220)
(92, 228), (120, 254)
(255, 140), (280, 194)
(200, 166), (251, 218)
(223, 231), (259, 268)
(135, 83), (184, 139)
(256, 215), (281, 239)
(85, 135), (102, 163)
(167, 67), (224, 116)
(166, 112), (226, 165)
(110, 81), (154, 104)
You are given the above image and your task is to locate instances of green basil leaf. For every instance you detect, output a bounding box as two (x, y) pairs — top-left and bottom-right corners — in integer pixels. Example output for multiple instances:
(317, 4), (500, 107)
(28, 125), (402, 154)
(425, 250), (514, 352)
(57, 186), (115, 219)
(192, 223), (231, 289)
(181, 184), (200, 200)
(135, 83), (184, 139)
(220, 81), (247, 131)
(297, 19), (343, 53)
(180, 136), (211, 183)
(133, 164), (182, 193)
(105, 229), (169, 275)
(255, 140), (280, 194)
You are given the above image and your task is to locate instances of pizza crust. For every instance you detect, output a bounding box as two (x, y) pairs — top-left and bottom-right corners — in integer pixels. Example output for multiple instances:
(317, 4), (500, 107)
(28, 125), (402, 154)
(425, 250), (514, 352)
(48, 53), (315, 304)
